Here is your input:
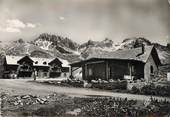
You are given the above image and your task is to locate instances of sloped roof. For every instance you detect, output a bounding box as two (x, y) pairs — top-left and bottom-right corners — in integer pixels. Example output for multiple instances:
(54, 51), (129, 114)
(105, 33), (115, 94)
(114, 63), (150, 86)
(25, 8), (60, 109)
(48, 58), (62, 65)
(5, 55), (70, 67)
(71, 46), (160, 67)
(32, 57), (70, 67)
(17, 56), (34, 64)
(58, 58), (70, 67)
(87, 45), (154, 63)
(5, 56), (23, 65)
(31, 57), (53, 66)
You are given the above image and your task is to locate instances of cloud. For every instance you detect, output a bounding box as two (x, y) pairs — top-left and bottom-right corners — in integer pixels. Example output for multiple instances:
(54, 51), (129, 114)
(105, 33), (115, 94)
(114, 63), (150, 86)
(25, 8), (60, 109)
(59, 16), (65, 21)
(6, 19), (26, 28)
(26, 23), (36, 28)
(5, 27), (21, 33)
(0, 19), (37, 33)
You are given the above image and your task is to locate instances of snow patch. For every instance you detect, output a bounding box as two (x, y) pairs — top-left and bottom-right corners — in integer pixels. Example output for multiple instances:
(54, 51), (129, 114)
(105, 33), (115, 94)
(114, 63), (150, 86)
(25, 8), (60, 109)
(35, 39), (53, 50)
(58, 58), (70, 67)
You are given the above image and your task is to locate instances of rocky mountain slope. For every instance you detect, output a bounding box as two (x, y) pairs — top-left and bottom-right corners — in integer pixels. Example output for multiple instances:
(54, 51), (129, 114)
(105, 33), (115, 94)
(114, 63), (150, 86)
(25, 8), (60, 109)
(117, 37), (170, 65)
(0, 35), (81, 63)
(33, 33), (79, 54)
(78, 38), (117, 58)
(79, 37), (170, 64)
(0, 34), (169, 65)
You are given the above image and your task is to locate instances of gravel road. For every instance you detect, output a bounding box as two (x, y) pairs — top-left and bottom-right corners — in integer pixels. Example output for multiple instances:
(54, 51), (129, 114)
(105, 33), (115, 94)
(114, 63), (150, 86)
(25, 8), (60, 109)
(0, 79), (170, 101)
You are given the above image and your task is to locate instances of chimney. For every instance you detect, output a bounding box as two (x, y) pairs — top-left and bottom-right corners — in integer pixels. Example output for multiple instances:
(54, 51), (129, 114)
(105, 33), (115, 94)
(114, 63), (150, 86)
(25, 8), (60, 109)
(136, 44), (145, 57)
(141, 44), (145, 54)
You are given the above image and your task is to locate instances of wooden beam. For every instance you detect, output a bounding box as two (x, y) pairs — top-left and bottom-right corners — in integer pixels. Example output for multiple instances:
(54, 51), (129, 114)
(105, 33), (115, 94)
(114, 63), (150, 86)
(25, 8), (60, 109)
(85, 60), (105, 65)
(105, 61), (109, 80)
(82, 65), (85, 80)
(85, 64), (87, 79)
(70, 67), (81, 78)
(70, 67), (73, 76)
(72, 67), (80, 72)
(128, 62), (133, 80)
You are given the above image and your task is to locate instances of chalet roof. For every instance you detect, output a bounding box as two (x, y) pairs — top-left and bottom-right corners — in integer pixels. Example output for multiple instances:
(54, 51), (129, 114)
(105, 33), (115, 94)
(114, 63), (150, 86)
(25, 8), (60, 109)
(5, 56), (23, 65)
(32, 57), (70, 67)
(31, 57), (53, 67)
(87, 45), (154, 63)
(58, 58), (70, 67)
(48, 58), (62, 66)
(5, 55), (70, 67)
(71, 45), (161, 67)
(17, 56), (34, 64)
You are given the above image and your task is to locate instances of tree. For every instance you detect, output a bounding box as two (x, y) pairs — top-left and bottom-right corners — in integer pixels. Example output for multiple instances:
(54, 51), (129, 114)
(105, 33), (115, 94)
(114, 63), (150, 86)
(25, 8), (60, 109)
(16, 38), (24, 43)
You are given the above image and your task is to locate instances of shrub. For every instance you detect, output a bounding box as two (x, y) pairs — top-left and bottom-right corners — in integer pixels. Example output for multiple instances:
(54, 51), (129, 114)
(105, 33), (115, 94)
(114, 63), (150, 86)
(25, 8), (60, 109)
(60, 79), (84, 88)
(92, 80), (127, 90)
(136, 84), (170, 97)
(33, 107), (57, 116)
(131, 86), (140, 94)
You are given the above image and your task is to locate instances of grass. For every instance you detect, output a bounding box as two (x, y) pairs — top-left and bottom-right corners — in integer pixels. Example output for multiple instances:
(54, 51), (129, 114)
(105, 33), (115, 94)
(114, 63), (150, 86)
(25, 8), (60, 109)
(2, 94), (170, 117)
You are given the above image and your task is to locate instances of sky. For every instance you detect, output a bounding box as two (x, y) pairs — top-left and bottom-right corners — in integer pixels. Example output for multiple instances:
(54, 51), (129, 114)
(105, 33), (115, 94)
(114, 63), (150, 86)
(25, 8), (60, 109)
(0, 0), (170, 45)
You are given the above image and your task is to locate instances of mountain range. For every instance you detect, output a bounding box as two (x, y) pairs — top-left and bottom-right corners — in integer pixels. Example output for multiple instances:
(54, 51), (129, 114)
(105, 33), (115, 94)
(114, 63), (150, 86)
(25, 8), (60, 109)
(0, 33), (170, 65)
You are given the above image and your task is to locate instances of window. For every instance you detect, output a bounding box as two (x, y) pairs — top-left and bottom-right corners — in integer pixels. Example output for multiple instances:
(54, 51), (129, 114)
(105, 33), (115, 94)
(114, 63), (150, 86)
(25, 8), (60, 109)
(44, 72), (47, 76)
(88, 68), (92, 76)
(150, 66), (154, 74)
(131, 65), (134, 73)
(43, 61), (47, 65)
(35, 61), (38, 64)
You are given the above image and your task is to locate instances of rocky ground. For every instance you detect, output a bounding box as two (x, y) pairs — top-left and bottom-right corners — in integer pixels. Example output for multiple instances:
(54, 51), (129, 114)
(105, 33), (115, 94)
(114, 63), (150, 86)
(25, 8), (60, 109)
(0, 79), (170, 117)
(1, 93), (170, 117)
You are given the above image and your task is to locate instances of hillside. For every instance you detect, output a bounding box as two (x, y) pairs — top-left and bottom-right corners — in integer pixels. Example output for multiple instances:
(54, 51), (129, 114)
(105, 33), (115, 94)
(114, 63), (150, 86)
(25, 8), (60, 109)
(33, 33), (79, 54)
(0, 35), (81, 63)
(78, 38), (119, 59)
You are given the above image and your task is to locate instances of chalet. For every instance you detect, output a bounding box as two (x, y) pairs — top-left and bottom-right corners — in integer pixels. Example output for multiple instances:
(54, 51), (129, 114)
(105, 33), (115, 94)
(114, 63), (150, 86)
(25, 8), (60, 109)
(1, 55), (69, 78)
(70, 45), (161, 82)
(31, 57), (52, 78)
(16, 56), (34, 77)
(48, 58), (63, 78)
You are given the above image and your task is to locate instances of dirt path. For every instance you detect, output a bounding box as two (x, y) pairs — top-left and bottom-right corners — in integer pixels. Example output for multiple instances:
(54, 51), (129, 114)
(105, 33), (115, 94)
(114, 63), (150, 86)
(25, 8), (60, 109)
(0, 79), (170, 101)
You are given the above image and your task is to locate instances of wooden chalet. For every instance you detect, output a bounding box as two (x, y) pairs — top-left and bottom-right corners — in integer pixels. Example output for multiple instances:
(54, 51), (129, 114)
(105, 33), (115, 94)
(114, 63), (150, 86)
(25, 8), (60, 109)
(17, 56), (34, 77)
(31, 57), (53, 78)
(1, 55), (69, 79)
(48, 58), (63, 78)
(70, 45), (161, 82)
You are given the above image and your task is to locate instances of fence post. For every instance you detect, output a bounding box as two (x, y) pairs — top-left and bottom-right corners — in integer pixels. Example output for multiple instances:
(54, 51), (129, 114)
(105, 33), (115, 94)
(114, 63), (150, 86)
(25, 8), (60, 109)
(0, 95), (2, 117)
(167, 72), (170, 81)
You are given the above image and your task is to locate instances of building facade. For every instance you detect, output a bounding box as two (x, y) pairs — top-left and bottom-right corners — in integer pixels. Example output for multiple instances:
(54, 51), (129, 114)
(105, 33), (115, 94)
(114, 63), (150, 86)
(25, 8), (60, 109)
(0, 55), (69, 79)
(70, 46), (161, 82)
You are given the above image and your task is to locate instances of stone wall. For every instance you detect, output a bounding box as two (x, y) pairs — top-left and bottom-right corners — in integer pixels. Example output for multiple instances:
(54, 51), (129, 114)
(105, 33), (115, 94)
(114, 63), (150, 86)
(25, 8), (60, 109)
(144, 54), (158, 82)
